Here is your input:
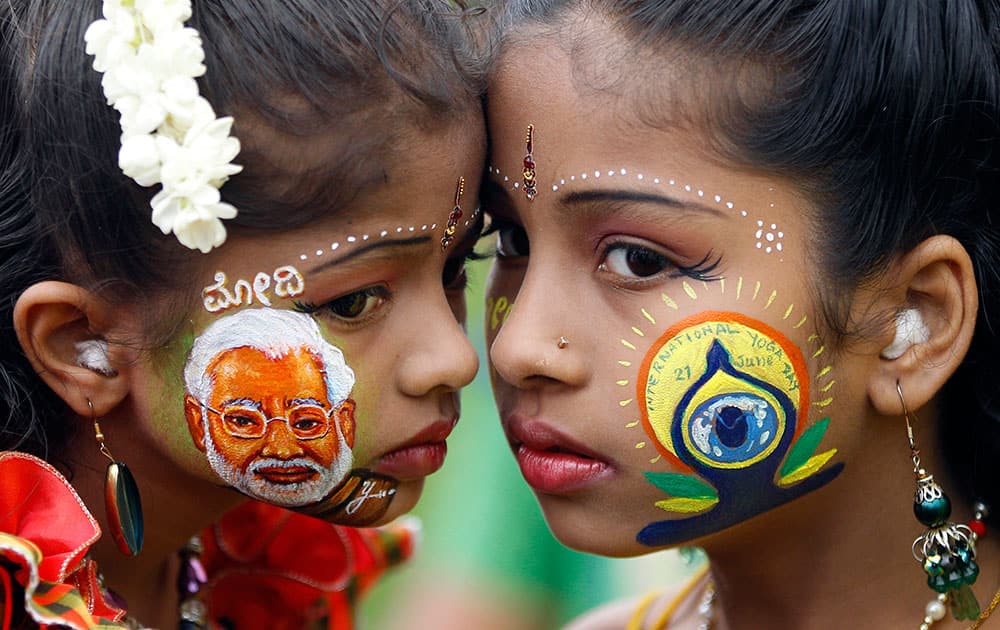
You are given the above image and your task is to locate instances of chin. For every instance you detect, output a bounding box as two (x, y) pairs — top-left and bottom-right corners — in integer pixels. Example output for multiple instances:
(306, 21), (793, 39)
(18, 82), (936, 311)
(537, 495), (663, 558)
(368, 478), (426, 526)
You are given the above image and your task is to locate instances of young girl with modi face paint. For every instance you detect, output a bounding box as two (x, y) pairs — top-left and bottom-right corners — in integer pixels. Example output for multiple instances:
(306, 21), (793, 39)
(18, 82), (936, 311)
(0, 1), (487, 627)
(483, 1), (1000, 627)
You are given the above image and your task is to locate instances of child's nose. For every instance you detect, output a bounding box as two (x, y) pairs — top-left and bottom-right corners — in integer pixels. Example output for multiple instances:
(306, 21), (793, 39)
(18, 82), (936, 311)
(396, 297), (478, 397)
(488, 268), (588, 389)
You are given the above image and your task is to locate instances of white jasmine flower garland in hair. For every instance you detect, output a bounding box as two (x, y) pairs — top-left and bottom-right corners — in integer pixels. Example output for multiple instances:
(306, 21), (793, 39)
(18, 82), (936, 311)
(84, 0), (241, 253)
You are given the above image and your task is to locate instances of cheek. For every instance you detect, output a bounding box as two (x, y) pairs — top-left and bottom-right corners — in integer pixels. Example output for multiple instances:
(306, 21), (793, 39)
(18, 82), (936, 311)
(337, 356), (379, 462)
(484, 266), (520, 344)
(612, 288), (843, 546)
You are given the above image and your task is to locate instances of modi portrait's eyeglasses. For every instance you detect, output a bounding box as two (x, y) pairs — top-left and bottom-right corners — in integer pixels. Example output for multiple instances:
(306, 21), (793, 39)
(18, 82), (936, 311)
(201, 402), (335, 441)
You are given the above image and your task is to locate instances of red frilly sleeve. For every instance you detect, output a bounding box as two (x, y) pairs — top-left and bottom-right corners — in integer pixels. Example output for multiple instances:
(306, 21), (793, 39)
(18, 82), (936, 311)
(200, 500), (418, 630)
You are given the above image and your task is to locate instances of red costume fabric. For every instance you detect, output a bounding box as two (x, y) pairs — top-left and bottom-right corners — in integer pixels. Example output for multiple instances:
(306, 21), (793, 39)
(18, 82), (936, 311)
(0, 452), (416, 629)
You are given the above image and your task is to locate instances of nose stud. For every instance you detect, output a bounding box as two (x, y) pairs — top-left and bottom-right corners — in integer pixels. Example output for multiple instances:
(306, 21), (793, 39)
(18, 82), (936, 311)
(557, 336), (569, 349)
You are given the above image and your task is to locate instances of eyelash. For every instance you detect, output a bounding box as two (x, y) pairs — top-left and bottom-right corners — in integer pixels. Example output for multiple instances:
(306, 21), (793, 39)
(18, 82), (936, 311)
(292, 285), (392, 325)
(600, 241), (723, 285)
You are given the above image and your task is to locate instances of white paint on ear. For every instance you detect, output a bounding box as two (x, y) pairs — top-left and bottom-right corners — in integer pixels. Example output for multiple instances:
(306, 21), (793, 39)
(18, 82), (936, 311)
(75, 339), (117, 376)
(880, 309), (930, 360)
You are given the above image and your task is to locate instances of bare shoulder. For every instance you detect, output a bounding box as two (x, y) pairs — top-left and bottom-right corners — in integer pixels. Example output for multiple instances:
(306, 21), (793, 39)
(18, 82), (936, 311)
(562, 582), (688, 630)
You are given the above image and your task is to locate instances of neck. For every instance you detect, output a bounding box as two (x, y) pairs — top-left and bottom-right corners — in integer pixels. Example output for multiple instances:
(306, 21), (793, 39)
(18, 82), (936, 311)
(66, 431), (241, 628)
(696, 412), (999, 630)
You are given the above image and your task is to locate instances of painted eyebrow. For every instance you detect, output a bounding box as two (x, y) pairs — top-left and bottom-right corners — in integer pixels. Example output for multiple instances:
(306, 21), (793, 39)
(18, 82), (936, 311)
(308, 236), (432, 274)
(559, 189), (727, 218)
(221, 398), (261, 410)
(288, 397), (326, 408)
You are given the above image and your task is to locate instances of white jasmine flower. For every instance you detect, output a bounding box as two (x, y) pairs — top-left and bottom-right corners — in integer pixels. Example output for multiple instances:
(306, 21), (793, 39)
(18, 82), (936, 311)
(85, 0), (240, 253)
(119, 133), (161, 186)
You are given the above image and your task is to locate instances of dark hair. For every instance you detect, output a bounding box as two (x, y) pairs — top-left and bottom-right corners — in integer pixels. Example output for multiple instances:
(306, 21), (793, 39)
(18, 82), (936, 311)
(0, 0), (487, 458)
(499, 0), (1000, 525)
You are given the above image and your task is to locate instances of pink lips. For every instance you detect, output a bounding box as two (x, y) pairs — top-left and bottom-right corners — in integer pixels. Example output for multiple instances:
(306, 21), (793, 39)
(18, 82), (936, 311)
(375, 419), (456, 480)
(506, 416), (614, 494)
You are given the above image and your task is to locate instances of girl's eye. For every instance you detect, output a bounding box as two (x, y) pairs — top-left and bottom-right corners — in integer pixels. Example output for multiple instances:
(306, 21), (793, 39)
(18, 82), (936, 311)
(293, 286), (390, 323)
(327, 287), (386, 319)
(496, 222), (529, 258)
(601, 244), (669, 278)
(598, 242), (722, 284)
(442, 255), (468, 290)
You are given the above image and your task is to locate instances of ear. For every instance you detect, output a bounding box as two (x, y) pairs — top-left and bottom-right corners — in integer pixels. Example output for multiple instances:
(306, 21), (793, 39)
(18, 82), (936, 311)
(867, 235), (977, 415)
(184, 393), (207, 451)
(336, 398), (356, 448)
(13, 281), (132, 417)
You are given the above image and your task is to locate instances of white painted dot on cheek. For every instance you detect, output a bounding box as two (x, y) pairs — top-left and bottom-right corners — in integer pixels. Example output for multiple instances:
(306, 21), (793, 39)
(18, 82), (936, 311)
(561, 179), (566, 184)
(595, 170), (600, 177)
(514, 182), (520, 188)
(726, 202), (734, 209)
(638, 174), (644, 180)
(766, 246), (773, 253)
(766, 233), (775, 242)
(741, 210), (748, 217)
(347, 236), (357, 242)
(653, 178), (660, 184)
(397, 227), (403, 233)
(421, 225), (427, 230)
(300, 254), (308, 261)
(771, 224), (777, 230)
(570, 175), (576, 180)
(777, 243), (783, 251)
(714, 195), (722, 203)
(331, 242), (340, 250)
(756, 242), (763, 249)
(363, 234), (369, 240)
(620, 168), (627, 175)
(409, 226), (415, 232)
(608, 170), (614, 176)
(581, 173), (587, 179)
(697, 190), (704, 197)
(316, 249), (323, 256)
(552, 185), (559, 191)
(380, 230), (388, 237)
(778, 232), (784, 238)
(669, 179), (675, 185)
(684, 184), (691, 191)
(504, 176), (509, 182)
(755, 229), (763, 238)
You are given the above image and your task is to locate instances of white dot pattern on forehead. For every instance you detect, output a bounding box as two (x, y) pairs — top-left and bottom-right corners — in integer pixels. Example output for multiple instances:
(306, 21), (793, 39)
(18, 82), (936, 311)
(486, 163), (787, 258)
(282, 178), (477, 266)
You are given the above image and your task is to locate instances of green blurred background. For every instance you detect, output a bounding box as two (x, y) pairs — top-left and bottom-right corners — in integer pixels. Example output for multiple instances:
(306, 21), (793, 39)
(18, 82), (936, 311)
(358, 258), (692, 629)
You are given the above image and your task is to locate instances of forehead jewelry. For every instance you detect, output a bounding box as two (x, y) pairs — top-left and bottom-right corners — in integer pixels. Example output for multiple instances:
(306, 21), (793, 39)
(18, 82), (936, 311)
(557, 336), (569, 349)
(440, 177), (466, 251)
(522, 125), (537, 201)
(896, 382), (985, 626)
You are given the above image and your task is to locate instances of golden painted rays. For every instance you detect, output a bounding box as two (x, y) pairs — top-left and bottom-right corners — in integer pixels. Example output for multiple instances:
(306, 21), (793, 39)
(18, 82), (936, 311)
(614, 277), (835, 466)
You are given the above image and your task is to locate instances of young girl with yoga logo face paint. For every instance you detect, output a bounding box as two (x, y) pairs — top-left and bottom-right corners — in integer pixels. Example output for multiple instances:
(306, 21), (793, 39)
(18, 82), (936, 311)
(483, 1), (1000, 627)
(1, 1), (486, 627)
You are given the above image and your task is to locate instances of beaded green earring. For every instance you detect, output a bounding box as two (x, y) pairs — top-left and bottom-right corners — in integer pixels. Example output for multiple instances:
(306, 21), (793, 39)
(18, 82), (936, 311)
(896, 383), (981, 626)
(90, 399), (144, 557)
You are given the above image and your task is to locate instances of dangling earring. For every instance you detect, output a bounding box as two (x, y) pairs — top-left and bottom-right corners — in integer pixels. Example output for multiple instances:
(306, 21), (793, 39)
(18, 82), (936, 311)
(896, 382), (981, 624)
(440, 176), (465, 251)
(522, 124), (537, 201)
(90, 399), (144, 557)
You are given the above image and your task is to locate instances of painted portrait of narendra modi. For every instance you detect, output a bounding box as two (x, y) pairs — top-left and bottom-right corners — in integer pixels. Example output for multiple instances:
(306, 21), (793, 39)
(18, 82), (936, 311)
(183, 308), (356, 507)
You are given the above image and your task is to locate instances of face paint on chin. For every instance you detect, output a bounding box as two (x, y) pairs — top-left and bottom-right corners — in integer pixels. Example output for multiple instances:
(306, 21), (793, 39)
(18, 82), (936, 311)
(616, 284), (843, 546)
